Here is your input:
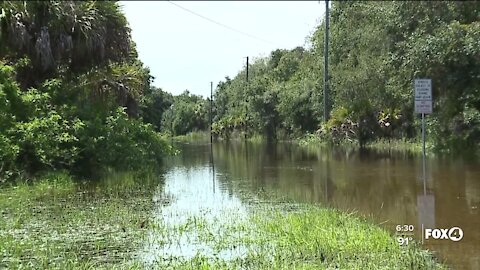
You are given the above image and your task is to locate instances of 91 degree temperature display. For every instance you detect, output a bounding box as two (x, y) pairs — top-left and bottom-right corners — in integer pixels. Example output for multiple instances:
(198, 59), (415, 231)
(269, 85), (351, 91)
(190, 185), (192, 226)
(395, 225), (415, 246)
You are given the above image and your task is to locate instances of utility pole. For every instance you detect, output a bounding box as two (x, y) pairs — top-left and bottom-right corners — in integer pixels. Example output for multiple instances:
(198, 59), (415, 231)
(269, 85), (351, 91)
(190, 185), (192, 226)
(324, 0), (330, 122)
(245, 56), (249, 140)
(210, 81), (213, 143)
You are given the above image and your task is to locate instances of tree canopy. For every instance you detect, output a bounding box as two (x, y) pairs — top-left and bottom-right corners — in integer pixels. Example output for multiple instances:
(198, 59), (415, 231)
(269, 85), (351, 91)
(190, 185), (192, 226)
(0, 1), (173, 181)
(1, 1), (479, 182)
(209, 1), (480, 152)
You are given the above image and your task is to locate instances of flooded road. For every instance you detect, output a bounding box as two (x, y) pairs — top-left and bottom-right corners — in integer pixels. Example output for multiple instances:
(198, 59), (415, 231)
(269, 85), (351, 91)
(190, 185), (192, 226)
(142, 166), (250, 266)
(146, 141), (479, 269)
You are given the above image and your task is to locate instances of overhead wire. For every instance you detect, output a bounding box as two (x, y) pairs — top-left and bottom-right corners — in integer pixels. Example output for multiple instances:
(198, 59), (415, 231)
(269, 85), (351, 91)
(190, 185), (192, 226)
(166, 1), (277, 46)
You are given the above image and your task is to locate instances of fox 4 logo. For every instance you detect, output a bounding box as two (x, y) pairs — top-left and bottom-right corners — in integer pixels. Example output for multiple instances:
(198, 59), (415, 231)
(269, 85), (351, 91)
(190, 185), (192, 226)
(425, 227), (463, 242)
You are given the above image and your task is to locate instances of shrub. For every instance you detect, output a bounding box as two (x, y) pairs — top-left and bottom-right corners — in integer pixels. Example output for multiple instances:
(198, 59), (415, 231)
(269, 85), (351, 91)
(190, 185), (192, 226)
(78, 108), (173, 173)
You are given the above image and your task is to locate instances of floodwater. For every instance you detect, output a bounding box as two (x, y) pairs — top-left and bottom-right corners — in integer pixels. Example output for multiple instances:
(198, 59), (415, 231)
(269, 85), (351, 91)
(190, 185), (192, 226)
(146, 141), (480, 269)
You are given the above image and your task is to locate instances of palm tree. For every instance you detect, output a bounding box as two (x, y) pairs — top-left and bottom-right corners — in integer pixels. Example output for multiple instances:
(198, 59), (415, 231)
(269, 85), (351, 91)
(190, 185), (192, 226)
(0, 1), (132, 88)
(0, 1), (148, 117)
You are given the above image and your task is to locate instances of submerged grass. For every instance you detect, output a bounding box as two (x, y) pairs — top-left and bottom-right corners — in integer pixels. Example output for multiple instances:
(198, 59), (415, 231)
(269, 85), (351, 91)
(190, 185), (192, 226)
(251, 205), (443, 269)
(1, 171), (445, 269)
(142, 201), (444, 269)
(173, 131), (211, 143)
(297, 134), (426, 154)
(0, 171), (160, 269)
(365, 138), (424, 153)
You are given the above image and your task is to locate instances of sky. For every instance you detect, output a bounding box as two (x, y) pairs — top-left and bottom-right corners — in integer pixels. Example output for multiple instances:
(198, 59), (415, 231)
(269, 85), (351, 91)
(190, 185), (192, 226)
(120, 1), (326, 98)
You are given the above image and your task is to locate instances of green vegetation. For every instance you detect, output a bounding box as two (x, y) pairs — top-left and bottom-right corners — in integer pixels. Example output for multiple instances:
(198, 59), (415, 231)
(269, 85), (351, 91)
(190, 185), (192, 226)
(173, 130), (211, 143)
(0, 171), (159, 269)
(205, 2), (480, 154)
(162, 91), (210, 136)
(1, 170), (444, 269)
(2, 1), (477, 171)
(141, 203), (444, 269)
(0, 1), (472, 269)
(0, 1), (174, 181)
(250, 206), (443, 270)
(297, 134), (424, 154)
(364, 139), (424, 153)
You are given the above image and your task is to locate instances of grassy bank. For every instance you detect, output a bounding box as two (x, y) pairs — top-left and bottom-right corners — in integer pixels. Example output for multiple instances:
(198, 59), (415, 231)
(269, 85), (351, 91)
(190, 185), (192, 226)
(173, 131), (211, 143)
(1, 172), (444, 269)
(297, 133), (426, 153)
(297, 135), (480, 158)
(179, 130), (426, 153)
(173, 131), (265, 143)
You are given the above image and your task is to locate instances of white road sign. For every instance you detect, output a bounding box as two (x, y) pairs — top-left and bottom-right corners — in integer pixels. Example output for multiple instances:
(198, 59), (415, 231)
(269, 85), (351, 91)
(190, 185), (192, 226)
(415, 79), (432, 114)
(415, 100), (432, 114)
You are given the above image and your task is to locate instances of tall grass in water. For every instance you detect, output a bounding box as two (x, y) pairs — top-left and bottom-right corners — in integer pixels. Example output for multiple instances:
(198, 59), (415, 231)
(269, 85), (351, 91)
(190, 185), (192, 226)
(142, 203), (445, 269)
(297, 134), (426, 154)
(173, 131), (211, 143)
(0, 171), (445, 269)
(365, 138), (424, 153)
(0, 171), (160, 269)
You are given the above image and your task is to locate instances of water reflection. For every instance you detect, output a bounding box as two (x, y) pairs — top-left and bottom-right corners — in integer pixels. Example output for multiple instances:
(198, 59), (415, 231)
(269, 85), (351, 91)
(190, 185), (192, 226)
(206, 142), (479, 269)
(144, 142), (479, 269)
(210, 142), (216, 194)
(417, 194), (435, 241)
(141, 143), (250, 266)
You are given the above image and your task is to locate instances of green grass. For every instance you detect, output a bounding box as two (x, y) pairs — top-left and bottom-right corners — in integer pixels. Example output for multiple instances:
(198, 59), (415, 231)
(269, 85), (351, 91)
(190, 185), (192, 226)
(0, 171), (159, 269)
(173, 131), (211, 143)
(251, 205), (443, 269)
(364, 138), (425, 152)
(296, 134), (427, 154)
(141, 203), (444, 269)
(209, 131), (266, 143)
(1, 172), (445, 269)
(246, 133), (265, 143)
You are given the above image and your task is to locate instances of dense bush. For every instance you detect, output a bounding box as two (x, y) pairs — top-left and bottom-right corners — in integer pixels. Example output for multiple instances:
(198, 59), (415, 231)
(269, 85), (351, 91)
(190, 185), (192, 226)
(78, 108), (173, 173)
(162, 91), (209, 136)
(210, 1), (479, 153)
(0, 62), (173, 180)
(0, 1), (174, 181)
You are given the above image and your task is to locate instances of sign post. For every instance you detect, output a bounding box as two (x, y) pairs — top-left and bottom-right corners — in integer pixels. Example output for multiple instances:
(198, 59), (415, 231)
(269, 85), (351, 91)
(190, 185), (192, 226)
(414, 79), (432, 195)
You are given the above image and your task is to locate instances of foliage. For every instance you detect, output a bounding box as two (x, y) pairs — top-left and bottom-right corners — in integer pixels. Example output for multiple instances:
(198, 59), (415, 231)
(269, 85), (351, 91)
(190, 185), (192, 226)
(0, 63), (172, 178)
(162, 90), (209, 136)
(210, 1), (480, 153)
(212, 48), (321, 140)
(0, 1), (132, 88)
(15, 108), (84, 170)
(141, 86), (173, 132)
(0, 1), (173, 180)
(78, 108), (173, 173)
(70, 61), (151, 118)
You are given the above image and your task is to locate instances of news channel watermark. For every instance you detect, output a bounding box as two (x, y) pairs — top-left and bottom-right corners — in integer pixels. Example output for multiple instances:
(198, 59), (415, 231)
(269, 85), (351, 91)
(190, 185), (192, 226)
(395, 224), (464, 246)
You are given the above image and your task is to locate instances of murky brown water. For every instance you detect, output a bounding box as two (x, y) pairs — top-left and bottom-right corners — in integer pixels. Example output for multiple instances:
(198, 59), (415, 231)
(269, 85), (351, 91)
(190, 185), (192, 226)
(162, 141), (479, 269)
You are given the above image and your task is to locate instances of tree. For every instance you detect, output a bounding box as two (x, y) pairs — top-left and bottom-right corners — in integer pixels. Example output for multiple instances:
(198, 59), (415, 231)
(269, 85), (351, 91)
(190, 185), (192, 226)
(163, 91), (209, 136)
(141, 86), (173, 132)
(1, 1), (132, 88)
(0, 1), (173, 179)
(211, 1), (479, 152)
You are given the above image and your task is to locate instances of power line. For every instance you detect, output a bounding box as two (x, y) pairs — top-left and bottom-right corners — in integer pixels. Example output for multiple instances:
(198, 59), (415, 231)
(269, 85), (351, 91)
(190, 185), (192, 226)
(166, 1), (277, 46)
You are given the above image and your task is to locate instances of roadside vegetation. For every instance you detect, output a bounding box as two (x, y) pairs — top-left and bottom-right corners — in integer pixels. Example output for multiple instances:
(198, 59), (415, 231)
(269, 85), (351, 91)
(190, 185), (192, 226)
(0, 1), (174, 183)
(1, 174), (444, 269)
(145, 205), (444, 269)
(161, 2), (480, 155)
(0, 1), (475, 269)
(0, 171), (159, 269)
